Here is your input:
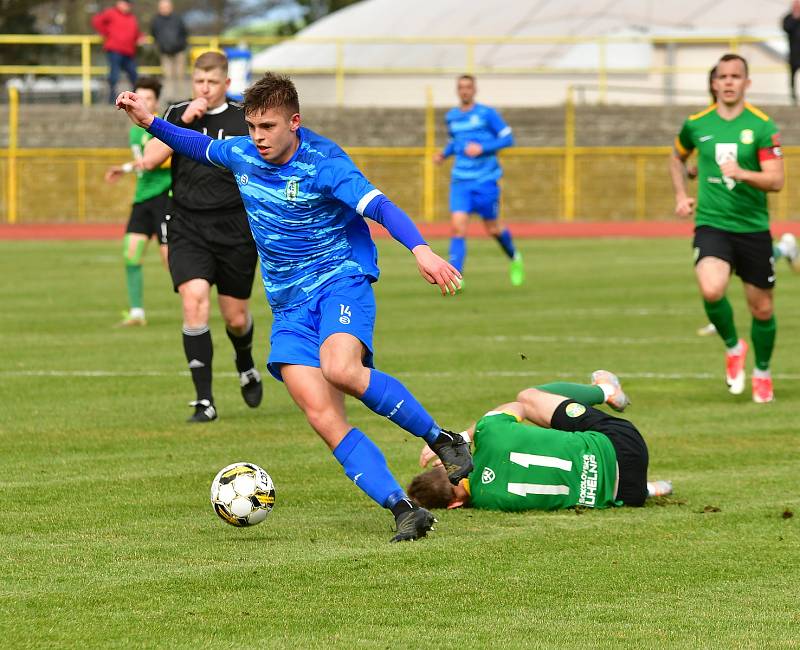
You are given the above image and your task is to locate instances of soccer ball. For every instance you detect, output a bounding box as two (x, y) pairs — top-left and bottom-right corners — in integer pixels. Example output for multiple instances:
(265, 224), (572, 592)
(210, 462), (275, 527)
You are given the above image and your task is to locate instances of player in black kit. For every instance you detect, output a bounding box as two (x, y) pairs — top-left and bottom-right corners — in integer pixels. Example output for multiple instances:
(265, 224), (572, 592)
(139, 51), (262, 422)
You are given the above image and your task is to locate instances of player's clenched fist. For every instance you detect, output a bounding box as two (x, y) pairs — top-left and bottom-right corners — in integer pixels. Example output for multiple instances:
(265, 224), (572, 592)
(412, 244), (462, 296)
(674, 196), (696, 218)
(115, 91), (155, 128)
(181, 97), (209, 124)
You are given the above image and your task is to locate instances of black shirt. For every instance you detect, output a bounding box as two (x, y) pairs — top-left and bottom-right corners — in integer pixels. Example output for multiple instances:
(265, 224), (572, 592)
(163, 100), (248, 217)
(150, 13), (188, 55)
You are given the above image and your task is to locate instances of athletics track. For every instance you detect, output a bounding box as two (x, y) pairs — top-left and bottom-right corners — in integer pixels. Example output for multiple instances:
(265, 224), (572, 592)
(0, 221), (798, 240)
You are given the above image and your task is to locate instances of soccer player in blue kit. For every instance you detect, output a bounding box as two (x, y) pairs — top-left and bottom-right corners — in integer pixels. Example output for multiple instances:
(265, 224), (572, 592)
(116, 73), (471, 542)
(434, 74), (523, 286)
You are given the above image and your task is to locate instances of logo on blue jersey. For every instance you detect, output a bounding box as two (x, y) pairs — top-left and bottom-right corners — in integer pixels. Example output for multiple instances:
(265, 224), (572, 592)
(286, 179), (299, 201)
(339, 303), (351, 325)
(238, 173), (249, 186)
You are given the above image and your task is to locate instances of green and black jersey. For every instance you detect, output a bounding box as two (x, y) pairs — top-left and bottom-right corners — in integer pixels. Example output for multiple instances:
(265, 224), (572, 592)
(129, 125), (171, 204)
(675, 103), (782, 233)
(465, 412), (621, 511)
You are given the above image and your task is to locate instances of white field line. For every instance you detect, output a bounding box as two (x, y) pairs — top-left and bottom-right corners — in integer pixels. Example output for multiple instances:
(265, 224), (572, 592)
(3, 369), (800, 381)
(485, 334), (695, 345)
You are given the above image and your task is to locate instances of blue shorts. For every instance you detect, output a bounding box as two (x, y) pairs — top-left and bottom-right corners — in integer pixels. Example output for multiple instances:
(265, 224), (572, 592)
(267, 275), (376, 381)
(450, 179), (500, 220)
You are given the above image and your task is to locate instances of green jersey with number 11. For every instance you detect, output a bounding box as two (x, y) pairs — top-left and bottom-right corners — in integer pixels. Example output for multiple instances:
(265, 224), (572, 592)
(675, 103), (782, 233)
(466, 412), (621, 511)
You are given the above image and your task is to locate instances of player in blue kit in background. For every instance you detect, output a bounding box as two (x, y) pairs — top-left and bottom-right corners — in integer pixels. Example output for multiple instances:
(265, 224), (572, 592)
(434, 74), (524, 286)
(116, 73), (472, 542)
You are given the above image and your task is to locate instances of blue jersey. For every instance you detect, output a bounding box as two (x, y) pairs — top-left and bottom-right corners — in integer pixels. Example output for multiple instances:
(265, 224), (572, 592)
(206, 127), (382, 312)
(443, 103), (513, 183)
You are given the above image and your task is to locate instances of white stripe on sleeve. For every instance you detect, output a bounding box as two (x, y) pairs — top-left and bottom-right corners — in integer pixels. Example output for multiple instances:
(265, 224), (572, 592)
(498, 126), (512, 138)
(205, 143), (223, 168)
(356, 188), (383, 215)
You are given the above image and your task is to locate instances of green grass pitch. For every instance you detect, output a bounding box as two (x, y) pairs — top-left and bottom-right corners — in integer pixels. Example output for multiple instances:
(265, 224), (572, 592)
(0, 237), (798, 648)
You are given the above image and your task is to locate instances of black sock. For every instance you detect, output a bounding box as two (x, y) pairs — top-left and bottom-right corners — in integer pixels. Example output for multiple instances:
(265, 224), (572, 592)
(390, 497), (415, 518)
(226, 316), (255, 373)
(183, 325), (213, 402)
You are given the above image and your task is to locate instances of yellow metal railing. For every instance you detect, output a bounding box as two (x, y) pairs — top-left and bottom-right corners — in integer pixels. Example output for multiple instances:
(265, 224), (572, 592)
(0, 33), (792, 106)
(4, 75), (798, 224)
(4, 145), (800, 224)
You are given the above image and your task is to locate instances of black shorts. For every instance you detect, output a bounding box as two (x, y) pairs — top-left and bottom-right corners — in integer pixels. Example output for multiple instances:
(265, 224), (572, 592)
(693, 225), (775, 289)
(551, 401), (649, 507)
(166, 207), (257, 299)
(126, 191), (169, 244)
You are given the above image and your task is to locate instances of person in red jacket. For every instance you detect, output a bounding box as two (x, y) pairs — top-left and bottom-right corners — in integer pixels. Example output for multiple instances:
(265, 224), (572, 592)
(92, 0), (146, 104)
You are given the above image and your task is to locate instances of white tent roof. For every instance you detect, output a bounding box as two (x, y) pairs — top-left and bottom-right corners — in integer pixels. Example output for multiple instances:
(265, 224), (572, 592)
(253, 0), (789, 71)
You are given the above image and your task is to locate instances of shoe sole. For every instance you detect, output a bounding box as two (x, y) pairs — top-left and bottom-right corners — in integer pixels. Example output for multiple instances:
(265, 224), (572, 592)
(241, 386), (263, 408)
(727, 372), (745, 395)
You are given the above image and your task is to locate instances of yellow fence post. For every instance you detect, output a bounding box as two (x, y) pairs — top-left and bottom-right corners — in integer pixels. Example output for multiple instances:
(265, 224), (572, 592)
(563, 85), (576, 221)
(7, 85), (19, 224)
(423, 85), (435, 222)
(81, 36), (92, 107)
(465, 39), (475, 74)
(635, 156), (646, 220)
(335, 40), (345, 108)
(598, 38), (607, 104)
(77, 159), (87, 222)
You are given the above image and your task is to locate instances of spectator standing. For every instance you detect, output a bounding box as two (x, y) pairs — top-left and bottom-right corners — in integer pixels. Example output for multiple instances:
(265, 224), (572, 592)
(92, 0), (145, 104)
(151, 0), (189, 102)
(782, 1), (800, 104)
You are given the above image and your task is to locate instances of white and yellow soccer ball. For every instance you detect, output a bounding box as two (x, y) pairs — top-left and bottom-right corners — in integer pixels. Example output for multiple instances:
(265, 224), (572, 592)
(210, 462), (275, 527)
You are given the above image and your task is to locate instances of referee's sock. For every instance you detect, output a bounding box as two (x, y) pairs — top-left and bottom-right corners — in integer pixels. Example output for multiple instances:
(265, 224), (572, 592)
(183, 324), (213, 402)
(226, 313), (255, 373)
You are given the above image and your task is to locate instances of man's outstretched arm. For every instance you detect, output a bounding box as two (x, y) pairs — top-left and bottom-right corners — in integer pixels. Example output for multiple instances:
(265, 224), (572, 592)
(116, 91), (218, 168)
(362, 193), (462, 296)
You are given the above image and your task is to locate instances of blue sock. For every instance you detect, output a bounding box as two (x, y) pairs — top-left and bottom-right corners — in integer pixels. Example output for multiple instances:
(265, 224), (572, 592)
(449, 236), (466, 272)
(333, 428), (405, 508)
(360, 369), (441, 444)
(495, 228), (516, 259)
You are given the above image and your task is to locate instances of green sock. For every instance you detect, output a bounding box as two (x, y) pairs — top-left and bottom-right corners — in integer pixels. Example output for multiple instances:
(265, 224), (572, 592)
(751, 315), (776, 371)
(125, 264), (143, 310)
(703, 297), (738, 348)
(773, 243), (783, 261)
(535, 382), (604, 406)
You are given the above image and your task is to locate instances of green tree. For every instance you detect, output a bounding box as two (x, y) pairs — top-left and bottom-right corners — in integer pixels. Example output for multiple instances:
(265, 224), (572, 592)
(297, 0), (362, 24)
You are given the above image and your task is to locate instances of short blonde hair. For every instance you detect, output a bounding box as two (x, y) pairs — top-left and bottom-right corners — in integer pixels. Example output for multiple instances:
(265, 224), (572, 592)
(194, 51), (228, 75)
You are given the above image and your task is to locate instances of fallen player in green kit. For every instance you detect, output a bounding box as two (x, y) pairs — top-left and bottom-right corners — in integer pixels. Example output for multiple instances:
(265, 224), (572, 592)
(408, 371), (672, 511)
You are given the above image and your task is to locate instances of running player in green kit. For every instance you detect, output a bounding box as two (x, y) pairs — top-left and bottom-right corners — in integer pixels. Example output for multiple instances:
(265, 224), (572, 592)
(670, 54), (785, 403)
(408, 371), (669, 512)
(105, 76), (171, 327)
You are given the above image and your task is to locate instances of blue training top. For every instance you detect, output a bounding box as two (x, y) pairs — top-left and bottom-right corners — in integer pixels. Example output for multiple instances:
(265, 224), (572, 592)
(146, 117), (427, 313)
(443, 103), (513, 184)
(207, 128), (383, 311)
